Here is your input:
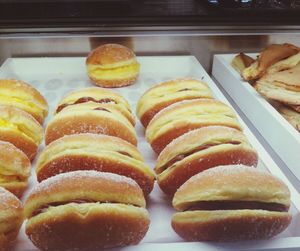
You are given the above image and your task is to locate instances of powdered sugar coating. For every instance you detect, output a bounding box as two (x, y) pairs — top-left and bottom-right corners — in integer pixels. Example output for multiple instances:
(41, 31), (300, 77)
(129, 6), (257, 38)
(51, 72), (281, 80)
(0, 187), (22, 210)
(183, 164), (287, 188)
(30, 170), (140, 194)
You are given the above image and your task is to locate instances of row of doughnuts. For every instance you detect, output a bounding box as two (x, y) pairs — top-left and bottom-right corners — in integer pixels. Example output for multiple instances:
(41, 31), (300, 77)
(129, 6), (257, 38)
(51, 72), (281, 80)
(137, 78), (258, 195)
(0, 79), (48, 199)
(231, 43), (300, 132)
(21, 87), (155, 250)
(136, 78), (292, 241)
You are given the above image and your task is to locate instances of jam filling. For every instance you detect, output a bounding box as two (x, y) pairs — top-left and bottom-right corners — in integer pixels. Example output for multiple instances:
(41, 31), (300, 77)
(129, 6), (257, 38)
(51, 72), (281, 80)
(186, 200), (288, 212)
(158, 141), (241, 173)
(178, 88), (192, 92)
(93, 107), (111, 112)
(31, 199), (140, 217)
(56, 97), (116, 113)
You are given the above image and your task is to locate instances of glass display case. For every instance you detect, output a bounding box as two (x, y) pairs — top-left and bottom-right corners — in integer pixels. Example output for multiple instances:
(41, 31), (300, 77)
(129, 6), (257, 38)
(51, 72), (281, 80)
(0, 1), (300, 250)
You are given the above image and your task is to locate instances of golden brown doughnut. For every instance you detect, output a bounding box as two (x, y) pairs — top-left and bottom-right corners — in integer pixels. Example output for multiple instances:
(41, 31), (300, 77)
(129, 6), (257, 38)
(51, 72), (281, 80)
(0, 187), (23, 251)
(155, 126), (258, 196)
(172, 165), (292, 241)
(45, 102), (137, 146)
(146, 99), (242, 154)
(0, 79), (48, 124)
(86, 44), (140, 88)
(137, 78), (214, 127)
(36, 133), (155, 196)
(24, 171), (150, 251)
(0, 105), (43, 161)
(55, 87), (135, 125)
(0, 141), (30, 197)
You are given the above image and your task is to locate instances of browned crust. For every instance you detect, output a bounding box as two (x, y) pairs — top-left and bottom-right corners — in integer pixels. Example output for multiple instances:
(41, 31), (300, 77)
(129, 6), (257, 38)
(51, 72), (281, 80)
(157, 148), (258, 196)
(45, 114), (137, 146)
(25, 206), (149, 251)
(37, 155), (154, 196)
(150, 123), (242, 155)
(0, 141), (30, 173)
(88, 75), (138, 88)
(171, 211), (291, 241)
(0, 79), (48, 124)
(140, 96), (206, 128)
(86, 44), (136, 66)
(0, 188), (23, 250)
(0, 228), (22, 251)
(0, 130), (38, 161)
(1, 182), (28, 199)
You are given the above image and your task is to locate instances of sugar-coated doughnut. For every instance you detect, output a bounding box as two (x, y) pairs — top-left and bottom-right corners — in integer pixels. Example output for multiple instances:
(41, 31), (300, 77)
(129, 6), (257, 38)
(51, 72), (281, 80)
(155, 126), (258, 196)
(172, 165), (292, 241)
(24, 171), (150, 251)
(0, 105), (43, 161)
(0, 141), (30, 197)
(86, 44), (140, 88)
(45, 102), (137, 146)
(146, 99), (242, 154)
(36, 133), (155, 195)
(0, 187), (23, 250)
(55, 87), (135, 125)
(137, 78), (213, 127)
(0, 79), (48, 124)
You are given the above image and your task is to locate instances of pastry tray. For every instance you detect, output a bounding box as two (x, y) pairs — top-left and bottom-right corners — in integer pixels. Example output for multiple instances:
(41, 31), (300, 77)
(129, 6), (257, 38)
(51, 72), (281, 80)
(1, 56), (300, 251)
(212, 54), (300, 185)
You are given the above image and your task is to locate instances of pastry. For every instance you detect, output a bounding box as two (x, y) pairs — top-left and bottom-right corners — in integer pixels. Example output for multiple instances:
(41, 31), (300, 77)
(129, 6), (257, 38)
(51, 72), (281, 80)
(0, 105), (43, 160)
(45, 102), (137, 145)
(155, 126), (258, 196)
(137, 78), (213, 127)
(0, 141), (30, 197)
(36, 133), (155, 195)
(267, 51), (300, 74)
(172, 165), (292, 241)
(255, 63), (300, 106)
(231, 53), (255, 75)
(0, 187), (23, 251)
(24, 171), (150, 251)
(275, 104), (300, 132)
(86, 44), (140, 87)
(0, 79), (48, 124)
(55, 87), (135, 125)
(145, 99), (242, 154)
(242, 43), (299, 81)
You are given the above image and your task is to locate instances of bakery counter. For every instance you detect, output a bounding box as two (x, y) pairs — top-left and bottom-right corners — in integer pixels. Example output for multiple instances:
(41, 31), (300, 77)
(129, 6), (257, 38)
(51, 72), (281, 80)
(0, 51), (300, 250)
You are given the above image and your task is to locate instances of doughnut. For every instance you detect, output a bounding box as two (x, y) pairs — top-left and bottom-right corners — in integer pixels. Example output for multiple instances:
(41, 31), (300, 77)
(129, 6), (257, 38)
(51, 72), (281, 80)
(24, 171), (150, 251)
(137, 78), (213, 127)
(86, 44), (140, 88)
(172, 165), (292, 241)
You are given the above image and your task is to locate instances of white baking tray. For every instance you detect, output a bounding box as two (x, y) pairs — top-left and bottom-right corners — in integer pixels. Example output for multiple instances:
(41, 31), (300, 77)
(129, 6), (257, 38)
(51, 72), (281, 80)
(1, 56), (300, 251)
(212, 54), (300, 184)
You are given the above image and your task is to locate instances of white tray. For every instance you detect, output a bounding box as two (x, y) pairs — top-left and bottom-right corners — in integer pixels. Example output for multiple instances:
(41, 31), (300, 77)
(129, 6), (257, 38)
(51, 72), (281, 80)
(212, 54), (300, 184)
(1, 56), (300, 251)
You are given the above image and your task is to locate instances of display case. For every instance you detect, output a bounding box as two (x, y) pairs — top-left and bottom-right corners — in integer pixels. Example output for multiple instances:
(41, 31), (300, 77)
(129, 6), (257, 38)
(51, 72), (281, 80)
(0, 1), (300, 251)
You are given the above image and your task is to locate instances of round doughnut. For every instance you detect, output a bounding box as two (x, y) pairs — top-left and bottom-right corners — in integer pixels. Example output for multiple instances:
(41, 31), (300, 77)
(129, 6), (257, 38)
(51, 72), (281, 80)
(0, 141), (31, 197)
(146, 99), (242, 154)
(24, 171), (150, 251)
(0, 79), (48, 124)
(55, 87), (135, 125)
(0, 105), (43, 161)
(86, 44), (140, 88)
(45, 102), (137, 146)
(36, 133), (155, 195)
(0, 187), (23, 250)
(137, 78), (213, 127)
(172, 165), (292, 241)
(155, 126), (258, 196)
